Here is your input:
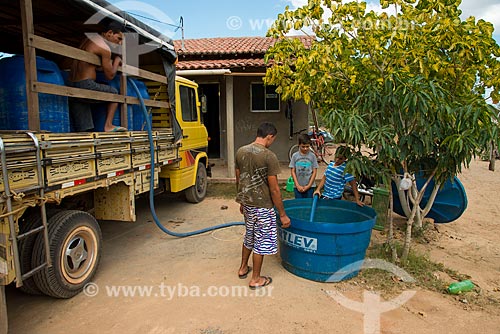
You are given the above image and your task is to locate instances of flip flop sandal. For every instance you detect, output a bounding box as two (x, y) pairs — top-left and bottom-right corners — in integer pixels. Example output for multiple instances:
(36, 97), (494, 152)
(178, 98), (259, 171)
(110, 126), (127, 132)
(249, 276), (272, 290)
(238, 266), (252, 279)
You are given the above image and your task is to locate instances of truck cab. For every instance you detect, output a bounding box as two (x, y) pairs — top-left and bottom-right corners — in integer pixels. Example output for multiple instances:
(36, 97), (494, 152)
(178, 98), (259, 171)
(162, 76), (210, 203)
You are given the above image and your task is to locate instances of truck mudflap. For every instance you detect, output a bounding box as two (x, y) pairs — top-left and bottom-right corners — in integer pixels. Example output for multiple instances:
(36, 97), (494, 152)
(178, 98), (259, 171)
(206, 162), (212, 178)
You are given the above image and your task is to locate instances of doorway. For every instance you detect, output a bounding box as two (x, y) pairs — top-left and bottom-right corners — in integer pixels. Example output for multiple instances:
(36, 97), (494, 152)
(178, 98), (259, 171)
(199, 83), (220, 158)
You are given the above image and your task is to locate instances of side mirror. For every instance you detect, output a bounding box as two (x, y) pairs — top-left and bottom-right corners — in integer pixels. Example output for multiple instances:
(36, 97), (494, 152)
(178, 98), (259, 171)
(201, 95), (208, 114)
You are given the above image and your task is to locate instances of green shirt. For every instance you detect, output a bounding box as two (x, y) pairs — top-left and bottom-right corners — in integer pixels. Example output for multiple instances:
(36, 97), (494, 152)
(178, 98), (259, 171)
(235, 142), (281, 208)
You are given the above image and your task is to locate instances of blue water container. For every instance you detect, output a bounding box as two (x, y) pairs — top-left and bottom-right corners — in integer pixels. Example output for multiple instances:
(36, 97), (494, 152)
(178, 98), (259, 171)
(0, 55), (69, 132)
(129, 79), (150, 130)
(278, 199), (376, 282)
(392, 174), (467, 223)
(91, 74), (150, 131)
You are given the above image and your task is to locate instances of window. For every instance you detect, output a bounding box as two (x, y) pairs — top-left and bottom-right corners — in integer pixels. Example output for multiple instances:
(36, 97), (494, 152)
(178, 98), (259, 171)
(179, 85), (198, 122)
(251, 83), (280, 112)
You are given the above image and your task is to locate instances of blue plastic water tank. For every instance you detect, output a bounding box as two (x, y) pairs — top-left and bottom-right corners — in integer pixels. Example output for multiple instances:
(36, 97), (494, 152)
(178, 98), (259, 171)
(392, 173), (467, 223)
(128, 79), (150, 130)
(0, 55), (69, 132)
(278, 198), (376, 282)
(91, 74), (150, 131)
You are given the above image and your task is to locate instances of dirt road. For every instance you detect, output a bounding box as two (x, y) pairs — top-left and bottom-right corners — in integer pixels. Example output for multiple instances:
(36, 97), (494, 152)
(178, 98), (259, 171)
(5, 160), (500, 333)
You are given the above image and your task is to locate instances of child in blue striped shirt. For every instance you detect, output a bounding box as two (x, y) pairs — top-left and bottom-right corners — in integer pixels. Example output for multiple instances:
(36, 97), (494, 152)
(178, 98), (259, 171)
(314, 146), (364, 206)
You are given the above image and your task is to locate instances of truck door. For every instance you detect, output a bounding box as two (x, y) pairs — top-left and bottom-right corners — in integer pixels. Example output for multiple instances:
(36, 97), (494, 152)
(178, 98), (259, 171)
(177, 81), (208, 152)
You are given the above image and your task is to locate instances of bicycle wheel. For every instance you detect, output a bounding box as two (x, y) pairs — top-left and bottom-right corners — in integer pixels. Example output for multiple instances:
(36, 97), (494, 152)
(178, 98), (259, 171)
(288, 144), (300, 161)
(322, 143), (337, 162)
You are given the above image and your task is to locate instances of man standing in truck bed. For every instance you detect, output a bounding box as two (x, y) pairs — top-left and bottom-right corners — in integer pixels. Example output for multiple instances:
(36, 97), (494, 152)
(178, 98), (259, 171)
(68, 21), (126, 132)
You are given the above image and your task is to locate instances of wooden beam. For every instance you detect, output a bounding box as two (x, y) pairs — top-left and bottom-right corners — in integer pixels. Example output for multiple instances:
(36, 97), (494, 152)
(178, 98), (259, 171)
(31, 35), (168, 84)
(125, 96), (169, 109)
(34, 82), (124, 102)
(21, 0), (40, 131)
(121, 64), (167, 83)
(33, 82), (169, 109)
(32, 35), (101, 66)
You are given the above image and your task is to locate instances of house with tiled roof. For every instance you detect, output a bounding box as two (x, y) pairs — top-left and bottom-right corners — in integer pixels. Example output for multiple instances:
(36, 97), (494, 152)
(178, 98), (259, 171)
(174, 36), (314, 177)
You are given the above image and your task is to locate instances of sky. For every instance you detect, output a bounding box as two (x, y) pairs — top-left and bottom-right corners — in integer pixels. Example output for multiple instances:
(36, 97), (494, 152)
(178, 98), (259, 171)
(106, 0), (500, 42)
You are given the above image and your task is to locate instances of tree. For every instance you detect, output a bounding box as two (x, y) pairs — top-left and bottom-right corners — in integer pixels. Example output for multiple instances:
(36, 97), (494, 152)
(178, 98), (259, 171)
(489, 102), (499, 171)
(265, 0), (500, 263)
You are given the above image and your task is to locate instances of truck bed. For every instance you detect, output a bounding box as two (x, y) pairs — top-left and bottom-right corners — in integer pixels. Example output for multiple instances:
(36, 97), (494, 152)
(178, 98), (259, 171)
(0, 129), (179, 202)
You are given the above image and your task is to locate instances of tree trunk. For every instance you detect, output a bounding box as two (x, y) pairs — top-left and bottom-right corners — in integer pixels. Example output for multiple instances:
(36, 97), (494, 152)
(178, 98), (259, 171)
(401, 205), (418, 263)
(410, 182), (423, 229)
(414, 207), (422, 229)
(489, 142), (496, 172)
(0, 285), (7, 334)
(387, 190), (398, 263)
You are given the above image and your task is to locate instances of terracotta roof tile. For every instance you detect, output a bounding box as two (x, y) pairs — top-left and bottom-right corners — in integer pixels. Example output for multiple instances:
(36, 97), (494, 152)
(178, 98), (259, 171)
(175, 36), (314, 71)
(174, 35), (314, 56)
(176, 58), (266, 70)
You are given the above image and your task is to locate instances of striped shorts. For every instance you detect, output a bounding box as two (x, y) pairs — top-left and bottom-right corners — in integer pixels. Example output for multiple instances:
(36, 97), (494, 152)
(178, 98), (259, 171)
(242, 205), (278, 255)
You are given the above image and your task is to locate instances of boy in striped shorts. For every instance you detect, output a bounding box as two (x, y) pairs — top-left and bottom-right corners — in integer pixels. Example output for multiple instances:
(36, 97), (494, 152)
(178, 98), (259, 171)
(235, 122), (291, 289)
(314, 146), (364, 207)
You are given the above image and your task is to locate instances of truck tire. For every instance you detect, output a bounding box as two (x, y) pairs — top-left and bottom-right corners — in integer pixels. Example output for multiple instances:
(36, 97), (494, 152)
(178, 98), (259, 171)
(17, 208), (60, 295)
(185, 162), (207, 203)
(31, 210), (102, 299)
(0, 285), (7, 334)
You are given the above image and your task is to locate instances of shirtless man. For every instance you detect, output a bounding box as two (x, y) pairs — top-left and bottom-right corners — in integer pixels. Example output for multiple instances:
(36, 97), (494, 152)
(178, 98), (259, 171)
(68, 21), (125, 132)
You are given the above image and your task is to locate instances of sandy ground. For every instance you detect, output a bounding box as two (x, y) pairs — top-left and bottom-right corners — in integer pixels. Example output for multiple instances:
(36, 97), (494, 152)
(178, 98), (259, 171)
(4, 159), (500, 334)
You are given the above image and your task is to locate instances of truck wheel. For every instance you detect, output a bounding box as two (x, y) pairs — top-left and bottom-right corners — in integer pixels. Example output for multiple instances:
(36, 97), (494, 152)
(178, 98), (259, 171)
(17, 208), (60, 295)
(0, 285), (7, 334)
(185, 162), (207, 203)
(31, 210), (102, 299)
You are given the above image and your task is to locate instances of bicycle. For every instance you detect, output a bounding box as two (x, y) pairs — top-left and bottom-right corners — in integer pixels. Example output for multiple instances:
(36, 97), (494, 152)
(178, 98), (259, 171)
(288, 127), (337, 164)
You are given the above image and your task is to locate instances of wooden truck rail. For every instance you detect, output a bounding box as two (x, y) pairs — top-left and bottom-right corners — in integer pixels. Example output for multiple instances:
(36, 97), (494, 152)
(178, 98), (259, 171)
(0, 130), (180, 286)
(0, 130), (179, 196)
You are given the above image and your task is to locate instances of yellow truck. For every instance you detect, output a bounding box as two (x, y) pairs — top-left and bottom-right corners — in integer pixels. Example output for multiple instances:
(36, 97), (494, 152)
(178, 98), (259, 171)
(0, 0), (210, 330)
